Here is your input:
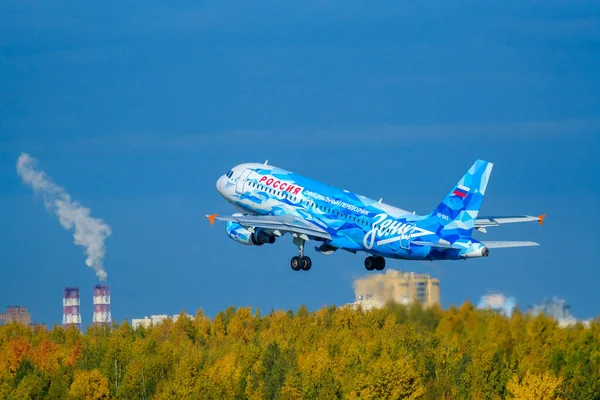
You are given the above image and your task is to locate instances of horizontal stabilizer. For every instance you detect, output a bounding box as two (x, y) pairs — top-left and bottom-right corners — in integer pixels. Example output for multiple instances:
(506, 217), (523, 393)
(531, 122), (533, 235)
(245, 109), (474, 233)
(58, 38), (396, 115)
(205, 213), (218, 226)
(475, 214), (546, 230)
(481, 241), (540, 249)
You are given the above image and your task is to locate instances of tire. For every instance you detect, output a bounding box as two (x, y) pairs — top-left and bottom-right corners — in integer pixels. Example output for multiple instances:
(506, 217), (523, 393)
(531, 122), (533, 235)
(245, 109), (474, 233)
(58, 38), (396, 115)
(291, 256), (302, 271)
(375, 256), (386, 271)
(364, 257), (375, 271)
(301, 256), (312, 271)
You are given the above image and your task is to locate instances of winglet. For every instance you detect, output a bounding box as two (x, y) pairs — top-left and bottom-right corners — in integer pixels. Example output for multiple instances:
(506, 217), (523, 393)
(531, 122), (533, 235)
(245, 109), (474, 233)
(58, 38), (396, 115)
(205, 214), (218, 226)
(538, 213), (547, 226)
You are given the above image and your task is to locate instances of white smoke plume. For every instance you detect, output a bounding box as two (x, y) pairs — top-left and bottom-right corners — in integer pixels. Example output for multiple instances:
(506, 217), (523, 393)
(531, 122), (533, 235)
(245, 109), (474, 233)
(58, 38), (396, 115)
(477, 292), (516, 317)
(529, 297), (580, 327)
(16, 153), (112, 281)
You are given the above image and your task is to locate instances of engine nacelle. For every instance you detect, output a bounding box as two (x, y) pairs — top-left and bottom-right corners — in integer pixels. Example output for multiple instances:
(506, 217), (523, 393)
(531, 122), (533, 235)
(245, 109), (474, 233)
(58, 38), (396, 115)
(461, 243), (489, 258)
(225, 222), (276, 246)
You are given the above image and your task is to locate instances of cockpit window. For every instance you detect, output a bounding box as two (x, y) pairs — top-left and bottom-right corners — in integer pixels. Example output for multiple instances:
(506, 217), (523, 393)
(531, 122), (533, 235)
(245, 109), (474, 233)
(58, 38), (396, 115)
(226, 170), (233, 179)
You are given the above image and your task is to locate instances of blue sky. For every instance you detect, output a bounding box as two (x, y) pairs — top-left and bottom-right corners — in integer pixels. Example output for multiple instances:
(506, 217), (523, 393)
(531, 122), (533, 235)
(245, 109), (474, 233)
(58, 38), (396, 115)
(1, 0), (599, 327)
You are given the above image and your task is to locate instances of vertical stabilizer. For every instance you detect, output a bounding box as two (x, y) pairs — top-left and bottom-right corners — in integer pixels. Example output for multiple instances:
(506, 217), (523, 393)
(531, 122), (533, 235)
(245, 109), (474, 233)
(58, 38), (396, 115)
(428, 160), (493, 237)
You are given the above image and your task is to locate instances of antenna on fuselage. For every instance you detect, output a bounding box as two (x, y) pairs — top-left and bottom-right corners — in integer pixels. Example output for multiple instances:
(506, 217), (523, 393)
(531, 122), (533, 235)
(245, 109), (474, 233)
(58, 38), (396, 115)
(264, 160), (269, 165)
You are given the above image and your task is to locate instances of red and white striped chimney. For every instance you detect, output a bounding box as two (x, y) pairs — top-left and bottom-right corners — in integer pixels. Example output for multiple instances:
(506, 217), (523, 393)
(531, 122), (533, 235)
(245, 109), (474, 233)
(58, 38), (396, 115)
(62, 287), (81, 330)
(93, 285), (111, 326)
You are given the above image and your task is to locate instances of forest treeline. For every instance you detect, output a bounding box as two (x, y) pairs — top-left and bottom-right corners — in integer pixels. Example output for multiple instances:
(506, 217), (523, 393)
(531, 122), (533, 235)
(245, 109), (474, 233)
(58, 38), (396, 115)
(0, 302), (599, 400)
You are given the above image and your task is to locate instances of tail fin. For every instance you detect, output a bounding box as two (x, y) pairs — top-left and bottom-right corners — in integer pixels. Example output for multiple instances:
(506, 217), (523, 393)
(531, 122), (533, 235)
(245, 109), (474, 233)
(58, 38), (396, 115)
(428, 159), (493, 236)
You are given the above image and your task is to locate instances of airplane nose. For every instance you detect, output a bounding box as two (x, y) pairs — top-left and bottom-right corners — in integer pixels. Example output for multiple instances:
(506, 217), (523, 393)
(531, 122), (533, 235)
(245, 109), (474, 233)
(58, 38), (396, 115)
(216, 175), (227, 194)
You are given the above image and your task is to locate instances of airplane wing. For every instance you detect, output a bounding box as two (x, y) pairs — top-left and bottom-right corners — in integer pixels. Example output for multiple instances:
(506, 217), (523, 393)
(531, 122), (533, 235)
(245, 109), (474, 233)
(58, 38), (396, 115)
(205, 213), (332, 240)
(412, 240), (461, 249)
(481, 241), (540, 248)
(412, 240), (540, 249)
(474, 214), (546, 232)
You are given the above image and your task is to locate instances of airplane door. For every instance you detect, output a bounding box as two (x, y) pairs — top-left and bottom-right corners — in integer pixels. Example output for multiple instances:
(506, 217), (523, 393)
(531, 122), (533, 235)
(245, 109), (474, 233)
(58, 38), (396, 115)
(399, 224), (415, 250)
(236, 169), (253, 194)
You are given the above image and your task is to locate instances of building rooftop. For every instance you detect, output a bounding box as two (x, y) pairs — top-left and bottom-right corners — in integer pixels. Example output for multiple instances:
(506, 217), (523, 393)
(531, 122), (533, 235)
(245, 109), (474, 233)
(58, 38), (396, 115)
(352, 268), (441, 309)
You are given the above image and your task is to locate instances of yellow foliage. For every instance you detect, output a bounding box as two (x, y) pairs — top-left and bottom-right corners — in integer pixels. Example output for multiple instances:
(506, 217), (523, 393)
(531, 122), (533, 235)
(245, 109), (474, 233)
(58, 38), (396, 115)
(193, 309), (212, 342)
(12, 373), (46, 400)
(202, 352), (242, 398)
(261, 310), (296, 349)
(69, 369), (110, 400)
(244, 358), (265, 400)
(507, 370), (564, 400)
(280, 373), (302, 400)
(333, 306), (361, 330)
(0, 303), (597, 399)
(6, 337), (29, 374)
(298, 345), (330, 379)
(63, 340), (82, 367)
(228, 307), (256, 344)
(350, 355), (425, 400)
(168, 345), (203, 398)
(30, 339), (60, 373)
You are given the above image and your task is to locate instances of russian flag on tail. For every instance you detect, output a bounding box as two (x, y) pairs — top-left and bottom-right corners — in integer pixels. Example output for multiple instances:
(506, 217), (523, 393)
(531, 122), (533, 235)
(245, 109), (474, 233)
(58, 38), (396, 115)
(453, 184), (469, 198)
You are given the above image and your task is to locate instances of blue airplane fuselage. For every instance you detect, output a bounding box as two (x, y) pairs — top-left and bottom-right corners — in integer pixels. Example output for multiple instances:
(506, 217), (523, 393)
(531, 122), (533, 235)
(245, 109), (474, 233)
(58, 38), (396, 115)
(215, 162), (491, 261)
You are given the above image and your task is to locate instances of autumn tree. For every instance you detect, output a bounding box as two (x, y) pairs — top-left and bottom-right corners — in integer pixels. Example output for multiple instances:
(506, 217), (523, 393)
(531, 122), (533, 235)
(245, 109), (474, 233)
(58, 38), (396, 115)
(0, 302), (598, 399)
(69, 369), (109, 400)
(507, 370), (564, 400)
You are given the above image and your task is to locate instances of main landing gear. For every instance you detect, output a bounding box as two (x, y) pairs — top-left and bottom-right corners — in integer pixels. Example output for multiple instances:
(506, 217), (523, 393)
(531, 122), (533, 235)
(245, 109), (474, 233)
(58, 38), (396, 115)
(291, 236), (312, 271)
(365, 256), (385, 271)
(288, 236), (385, 272)
(291, 256), (311, 271)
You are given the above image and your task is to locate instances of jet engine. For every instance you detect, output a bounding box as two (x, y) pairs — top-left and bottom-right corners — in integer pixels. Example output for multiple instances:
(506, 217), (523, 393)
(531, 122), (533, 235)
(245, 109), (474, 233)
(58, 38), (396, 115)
(225, 222), (275, 246)
(461, 243), (489, 258)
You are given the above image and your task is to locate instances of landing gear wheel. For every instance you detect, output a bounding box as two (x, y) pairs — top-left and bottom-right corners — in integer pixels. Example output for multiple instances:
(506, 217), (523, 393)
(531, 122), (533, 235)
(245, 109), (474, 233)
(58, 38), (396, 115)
(291, 256), (302, 271)
(364, 256), (375, 271)
(300, 256), (312, 271)
(365, 256), (385, 271)
(292, 236), (312, 271)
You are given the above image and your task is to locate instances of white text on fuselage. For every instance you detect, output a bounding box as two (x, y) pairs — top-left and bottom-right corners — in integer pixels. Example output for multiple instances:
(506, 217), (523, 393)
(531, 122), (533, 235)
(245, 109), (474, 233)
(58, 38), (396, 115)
(258, 175), (303, 195)
(363, 213), (426, 250)
(303, 190), (370, 216)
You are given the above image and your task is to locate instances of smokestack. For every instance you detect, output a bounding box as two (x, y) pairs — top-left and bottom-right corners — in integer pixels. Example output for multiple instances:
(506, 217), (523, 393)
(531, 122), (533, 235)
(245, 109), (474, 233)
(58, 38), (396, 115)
(62, 287), (81, 330)
(92, 285), (111, 326)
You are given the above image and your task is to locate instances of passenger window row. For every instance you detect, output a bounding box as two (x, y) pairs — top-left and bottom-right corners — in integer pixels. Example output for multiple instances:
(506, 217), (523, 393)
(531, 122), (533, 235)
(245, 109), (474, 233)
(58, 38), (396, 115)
(303, 199), (374, 227)
(247, 180), (382, 230)
(247, 181), (298, 203)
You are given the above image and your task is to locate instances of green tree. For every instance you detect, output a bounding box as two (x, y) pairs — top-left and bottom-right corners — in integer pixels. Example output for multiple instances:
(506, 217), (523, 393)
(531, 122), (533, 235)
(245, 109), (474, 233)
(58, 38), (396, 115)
(9, 372), (47, 400)
(260, 342), (294, 399)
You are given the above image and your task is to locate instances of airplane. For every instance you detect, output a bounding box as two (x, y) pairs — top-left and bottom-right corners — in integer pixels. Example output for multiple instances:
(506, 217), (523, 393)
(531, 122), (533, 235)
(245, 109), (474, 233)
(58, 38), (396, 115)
(206, 159), (545, 272)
